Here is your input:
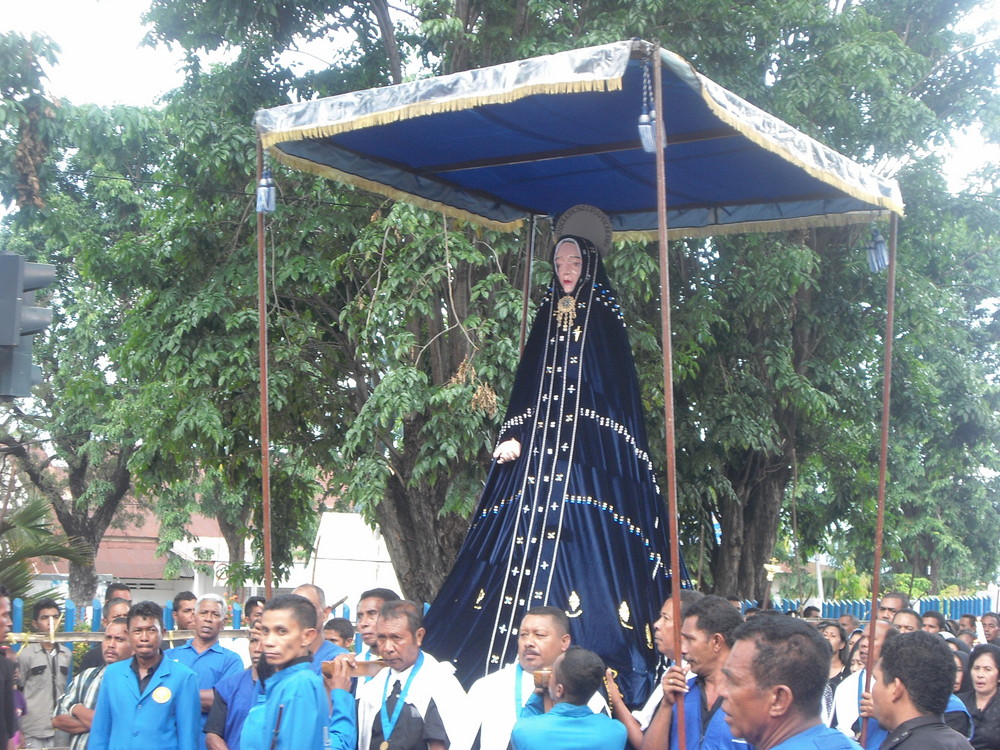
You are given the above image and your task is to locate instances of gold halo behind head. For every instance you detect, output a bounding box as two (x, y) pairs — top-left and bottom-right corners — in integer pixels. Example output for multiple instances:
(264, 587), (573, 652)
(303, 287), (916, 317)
(554, 204), (612, 256)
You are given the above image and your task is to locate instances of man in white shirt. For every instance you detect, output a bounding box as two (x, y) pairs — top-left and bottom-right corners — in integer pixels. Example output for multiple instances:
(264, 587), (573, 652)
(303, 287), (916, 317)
(465, 605), (607, 750)
(352, 600), (473, 750)
(832, 618), (899, 740)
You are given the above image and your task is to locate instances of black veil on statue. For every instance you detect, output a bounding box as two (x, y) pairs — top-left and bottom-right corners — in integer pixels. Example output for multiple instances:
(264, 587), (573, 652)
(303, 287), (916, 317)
(423, 206), (690, 706)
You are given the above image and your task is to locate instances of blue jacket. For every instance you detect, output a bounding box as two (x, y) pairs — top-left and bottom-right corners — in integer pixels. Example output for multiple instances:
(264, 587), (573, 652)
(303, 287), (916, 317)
(89, 656), (201, 750)
(512, 699), (625, 750)
(241, 660), (356, 750)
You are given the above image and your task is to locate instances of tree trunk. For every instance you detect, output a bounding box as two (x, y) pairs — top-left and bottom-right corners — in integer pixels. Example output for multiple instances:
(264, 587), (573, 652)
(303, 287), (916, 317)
(68, 548), (99, 612)
(217, 511), (247, 600)
(374, 411), (474, 603)
(369, 0), (402, 85)
(711, 449), (792, 602)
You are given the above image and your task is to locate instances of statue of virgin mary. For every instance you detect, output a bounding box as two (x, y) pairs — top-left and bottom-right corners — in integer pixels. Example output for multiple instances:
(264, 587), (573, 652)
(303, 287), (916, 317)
(423, 206), (689, 705)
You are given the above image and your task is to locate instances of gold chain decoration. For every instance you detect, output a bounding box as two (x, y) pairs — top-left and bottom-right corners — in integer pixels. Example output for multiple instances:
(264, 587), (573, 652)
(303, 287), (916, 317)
(555, 295), (576, 331)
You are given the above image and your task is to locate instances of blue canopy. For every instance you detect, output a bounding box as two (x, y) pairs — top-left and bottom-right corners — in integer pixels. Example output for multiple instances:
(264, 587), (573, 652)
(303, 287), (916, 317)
(254, 39), (902, 238)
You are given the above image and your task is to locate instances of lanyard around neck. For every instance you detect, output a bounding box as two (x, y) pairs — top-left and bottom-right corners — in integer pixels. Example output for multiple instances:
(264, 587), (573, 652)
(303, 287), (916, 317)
(380, 651), (425, 743)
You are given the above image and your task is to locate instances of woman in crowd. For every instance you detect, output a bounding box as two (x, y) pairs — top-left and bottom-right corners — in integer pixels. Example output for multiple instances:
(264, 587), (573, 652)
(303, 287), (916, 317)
(818, 620), (850, 690)
(960, 644), (1000, 749)
(817, 620), (849, 725)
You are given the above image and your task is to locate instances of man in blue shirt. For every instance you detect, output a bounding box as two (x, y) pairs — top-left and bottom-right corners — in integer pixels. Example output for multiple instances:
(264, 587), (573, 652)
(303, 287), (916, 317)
(204, 627), (267, 750)
(291, 584), (347, 673)
(239, 594), (356, 750)
(166, 593), (243, 726)
(642, 595), (747, 750)
(719, 615), (861, 750)
(512, 647), (625, 750)
(89, 601), (201, 750)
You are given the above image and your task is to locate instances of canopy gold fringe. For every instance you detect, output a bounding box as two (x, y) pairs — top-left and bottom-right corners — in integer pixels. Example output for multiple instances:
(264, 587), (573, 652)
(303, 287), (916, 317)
(260, 77), (623, 151)
(683, 57), (904, 217)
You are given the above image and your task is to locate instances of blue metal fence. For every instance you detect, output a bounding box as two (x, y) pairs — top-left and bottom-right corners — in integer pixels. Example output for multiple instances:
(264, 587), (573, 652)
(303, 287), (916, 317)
(733, 594), (992, 620)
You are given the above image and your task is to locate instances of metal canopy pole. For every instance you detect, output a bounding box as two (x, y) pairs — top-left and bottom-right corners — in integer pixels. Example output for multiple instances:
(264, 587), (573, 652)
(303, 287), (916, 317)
(256, 137), (274, 597)
(860, 212), (898, 746)
(653, 43), (687, 749)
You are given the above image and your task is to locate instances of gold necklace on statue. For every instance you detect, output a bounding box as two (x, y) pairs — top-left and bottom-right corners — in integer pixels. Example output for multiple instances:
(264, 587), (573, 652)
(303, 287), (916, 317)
(555, 294), (576, 331)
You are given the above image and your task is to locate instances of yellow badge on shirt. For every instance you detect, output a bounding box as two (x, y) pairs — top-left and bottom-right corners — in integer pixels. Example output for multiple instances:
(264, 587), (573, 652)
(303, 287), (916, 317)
(152, 686), (172, 704)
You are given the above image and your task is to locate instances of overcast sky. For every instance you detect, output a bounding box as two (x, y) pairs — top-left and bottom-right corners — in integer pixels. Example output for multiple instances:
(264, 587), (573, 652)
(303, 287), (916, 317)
(4, 0), (186, 107)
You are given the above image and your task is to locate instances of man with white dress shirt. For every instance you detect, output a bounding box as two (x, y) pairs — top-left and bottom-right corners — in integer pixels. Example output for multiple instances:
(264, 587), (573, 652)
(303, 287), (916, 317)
(354, 600), (473, 750)
(466, 606), (607, 750)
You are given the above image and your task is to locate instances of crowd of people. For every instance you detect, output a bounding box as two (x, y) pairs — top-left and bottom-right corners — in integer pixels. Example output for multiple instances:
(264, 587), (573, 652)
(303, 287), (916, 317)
(0, 582), (994, 750)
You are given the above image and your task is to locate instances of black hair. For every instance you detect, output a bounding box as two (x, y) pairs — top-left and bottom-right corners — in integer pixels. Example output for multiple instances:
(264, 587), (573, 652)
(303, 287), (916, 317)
(674, 589), (705, 613)
(982, 612), (1000, 626)
(894, 607), (920, 622)
(105, 597), (131, 612)
(105, 583), (131, 601)
(802, 606), (821, 618)
(817, 620), (849, 665)
(922, 610), (946, 630)
(955, 632), (975, 651)
(359, 588), (400, 604)
(324, 617), (354, 641)
(381, 600), (423, 636)
(524, 605), (570, 636)
(172, 591), (196, 611)
(954, 649), (973, 693)
(969, 644), (1000, 679)
(107, 616), (129, 629)
(32, 598), (60, 621)
(880, 592), (910, 609)
(683, 595), (744, 647)
(127, 600), (164, 628)
(731, 614), (829, 717)
(879, 631), (955, 715)
(264, 594), (317, 632)
(244, 596), (266, 613)
(555, 647), (605, 704)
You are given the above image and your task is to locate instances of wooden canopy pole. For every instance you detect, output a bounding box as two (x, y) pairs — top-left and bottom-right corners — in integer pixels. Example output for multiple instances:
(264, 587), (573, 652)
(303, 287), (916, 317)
(860, 213), (898, 746)
(519, 216), (537, 355)
(256, 137), (274, 597)
(652, 43), (687, 749)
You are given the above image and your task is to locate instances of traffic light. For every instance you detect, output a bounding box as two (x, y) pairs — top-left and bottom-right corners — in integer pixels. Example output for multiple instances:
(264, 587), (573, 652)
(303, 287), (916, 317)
(0, 253), (56, 399)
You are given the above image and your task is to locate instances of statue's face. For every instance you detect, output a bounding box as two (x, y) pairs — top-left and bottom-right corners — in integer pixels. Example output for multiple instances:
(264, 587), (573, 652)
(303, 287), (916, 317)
(554, 239), (583, 294)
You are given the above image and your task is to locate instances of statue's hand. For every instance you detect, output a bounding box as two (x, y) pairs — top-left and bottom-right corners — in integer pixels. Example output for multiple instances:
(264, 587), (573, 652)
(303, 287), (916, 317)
(493, 438), (521, 464)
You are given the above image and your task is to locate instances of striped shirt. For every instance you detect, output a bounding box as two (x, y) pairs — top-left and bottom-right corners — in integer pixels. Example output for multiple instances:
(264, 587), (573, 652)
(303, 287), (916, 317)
(54, 665), (106, 750)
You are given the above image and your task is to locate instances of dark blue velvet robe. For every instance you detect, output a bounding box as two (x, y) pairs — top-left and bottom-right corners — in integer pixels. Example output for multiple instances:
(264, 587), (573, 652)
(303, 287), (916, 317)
(423, 235), (689, 706)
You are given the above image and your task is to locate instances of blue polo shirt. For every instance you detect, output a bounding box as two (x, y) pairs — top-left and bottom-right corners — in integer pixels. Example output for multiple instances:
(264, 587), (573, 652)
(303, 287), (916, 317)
(512, 699), (626, 750)
(669, 676), (748, 750)
(773, 723), (861, 749)
(166, 640), (243, 725)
